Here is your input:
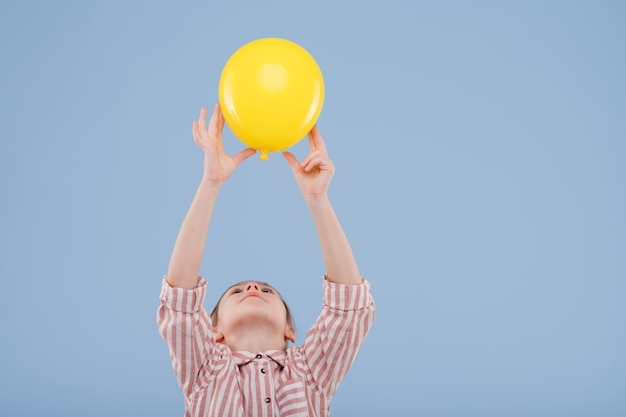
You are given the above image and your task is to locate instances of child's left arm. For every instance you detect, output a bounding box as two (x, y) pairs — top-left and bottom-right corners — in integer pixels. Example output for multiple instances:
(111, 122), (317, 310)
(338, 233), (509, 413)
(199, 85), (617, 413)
(284, 127), (375, 397)
(282, 126), (361, 285)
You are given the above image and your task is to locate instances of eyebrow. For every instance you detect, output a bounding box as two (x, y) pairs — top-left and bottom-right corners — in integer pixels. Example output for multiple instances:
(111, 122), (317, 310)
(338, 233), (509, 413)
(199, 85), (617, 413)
(227, 281), (275, 291)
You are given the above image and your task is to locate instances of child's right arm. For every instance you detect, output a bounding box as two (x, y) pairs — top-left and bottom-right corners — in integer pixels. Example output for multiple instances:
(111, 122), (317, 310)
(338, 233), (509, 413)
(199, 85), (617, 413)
(167, 104), (255, 289)
(159, 105), (255, 399)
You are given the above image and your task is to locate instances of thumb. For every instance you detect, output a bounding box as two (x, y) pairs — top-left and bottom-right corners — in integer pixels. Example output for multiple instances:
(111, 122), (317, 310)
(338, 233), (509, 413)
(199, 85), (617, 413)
(282, 152), (301, 173)
(232, 148), (256, 166)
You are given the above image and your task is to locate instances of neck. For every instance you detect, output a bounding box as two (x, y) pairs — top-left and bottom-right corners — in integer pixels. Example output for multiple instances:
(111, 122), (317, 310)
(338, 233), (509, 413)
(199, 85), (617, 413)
(221, 322), (287, 352)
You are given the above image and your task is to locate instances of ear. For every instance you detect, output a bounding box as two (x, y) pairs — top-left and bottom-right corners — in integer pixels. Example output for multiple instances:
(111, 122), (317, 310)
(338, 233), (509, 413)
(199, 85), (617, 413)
(284, 326), (295, 344)
(215, 329), (224, 343)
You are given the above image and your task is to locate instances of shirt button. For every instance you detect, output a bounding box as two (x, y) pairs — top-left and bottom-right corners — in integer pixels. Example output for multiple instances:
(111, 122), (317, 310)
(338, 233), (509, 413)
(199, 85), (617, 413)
(256, 354), (262, 359)
(260, 368), (266, 374)
(265, 397), (271, 404)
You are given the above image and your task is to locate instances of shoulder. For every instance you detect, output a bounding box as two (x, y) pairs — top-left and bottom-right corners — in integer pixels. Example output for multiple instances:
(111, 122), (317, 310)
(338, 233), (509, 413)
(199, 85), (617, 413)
(159, 276), (209, 314)
(323, 276), (375, 311)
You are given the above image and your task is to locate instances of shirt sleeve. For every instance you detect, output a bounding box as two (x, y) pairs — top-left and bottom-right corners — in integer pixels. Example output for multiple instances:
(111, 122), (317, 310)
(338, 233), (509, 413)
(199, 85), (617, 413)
(156, 276), (217, 401)
(295, 276), (376, 399)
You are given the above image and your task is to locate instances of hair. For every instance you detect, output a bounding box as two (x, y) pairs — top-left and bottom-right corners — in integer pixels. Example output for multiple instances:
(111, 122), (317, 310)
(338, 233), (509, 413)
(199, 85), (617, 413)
(210, 280), (296, 336)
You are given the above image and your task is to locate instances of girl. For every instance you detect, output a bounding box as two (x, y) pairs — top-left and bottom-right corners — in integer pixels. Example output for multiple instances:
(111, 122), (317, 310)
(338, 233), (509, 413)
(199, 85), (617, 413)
(157, 104), (375, 417)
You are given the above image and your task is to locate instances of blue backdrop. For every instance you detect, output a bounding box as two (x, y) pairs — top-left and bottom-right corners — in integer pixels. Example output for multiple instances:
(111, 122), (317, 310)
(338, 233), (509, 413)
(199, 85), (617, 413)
(1, 1), (624, 416)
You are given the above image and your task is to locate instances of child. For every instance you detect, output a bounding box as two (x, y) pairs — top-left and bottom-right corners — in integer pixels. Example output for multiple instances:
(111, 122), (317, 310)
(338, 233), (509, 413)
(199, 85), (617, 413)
(157, 104), (375, 417)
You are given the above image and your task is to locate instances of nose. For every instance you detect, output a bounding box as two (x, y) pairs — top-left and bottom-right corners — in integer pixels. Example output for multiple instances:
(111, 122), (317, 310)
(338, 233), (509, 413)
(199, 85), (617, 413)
(245, 282), (260, 292)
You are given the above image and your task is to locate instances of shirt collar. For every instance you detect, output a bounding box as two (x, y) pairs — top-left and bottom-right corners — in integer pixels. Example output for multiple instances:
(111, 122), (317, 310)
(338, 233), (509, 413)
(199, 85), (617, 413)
(232, 350), (287, 368)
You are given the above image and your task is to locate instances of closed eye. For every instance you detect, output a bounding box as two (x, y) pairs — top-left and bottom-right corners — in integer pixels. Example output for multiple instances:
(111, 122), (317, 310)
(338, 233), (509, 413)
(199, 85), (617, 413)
(230, 288), (243, 294)
(261, 287), (274, 293)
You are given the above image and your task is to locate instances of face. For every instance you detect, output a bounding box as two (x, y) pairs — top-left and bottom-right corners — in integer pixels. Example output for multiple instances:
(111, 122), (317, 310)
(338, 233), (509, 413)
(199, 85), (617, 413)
(213, 281), (295, 344)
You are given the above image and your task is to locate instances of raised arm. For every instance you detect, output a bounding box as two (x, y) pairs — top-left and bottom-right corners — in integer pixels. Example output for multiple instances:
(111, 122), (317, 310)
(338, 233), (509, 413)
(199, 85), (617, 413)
(282, 126), (361, 285)
(167, 104), (255, 289)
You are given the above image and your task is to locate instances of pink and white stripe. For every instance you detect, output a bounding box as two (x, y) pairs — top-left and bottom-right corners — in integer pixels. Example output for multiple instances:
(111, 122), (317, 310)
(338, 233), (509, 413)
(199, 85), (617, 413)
(157, 276), (375, 417)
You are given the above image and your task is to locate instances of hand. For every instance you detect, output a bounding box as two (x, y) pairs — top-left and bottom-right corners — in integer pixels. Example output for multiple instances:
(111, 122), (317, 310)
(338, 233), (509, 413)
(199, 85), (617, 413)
(192, 104), (256, 185)
(283, 125), (335, 198)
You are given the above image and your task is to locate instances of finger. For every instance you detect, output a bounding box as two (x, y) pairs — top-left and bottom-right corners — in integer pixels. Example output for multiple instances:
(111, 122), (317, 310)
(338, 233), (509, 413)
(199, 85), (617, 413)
(300, 150), (322, 167)
(282, 152), (302, 173)
(198, 107), (207, 132)
(307, 129), (315, 153)
(217, 103), (225, 132)
(193, 118), (209, 145)
(232, 148), (257, 166)
(308, 124), (328, 155)
(207, 103), (221, 136)
(304, 152), (334, 173)
(302, 155), (325, 172)
(301, 151), (325, 171)
(192, 121), (199, 143)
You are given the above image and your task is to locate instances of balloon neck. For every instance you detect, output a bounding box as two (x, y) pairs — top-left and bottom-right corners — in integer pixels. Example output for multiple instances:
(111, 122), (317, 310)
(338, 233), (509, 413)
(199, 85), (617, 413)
(259, 150), (270, 160)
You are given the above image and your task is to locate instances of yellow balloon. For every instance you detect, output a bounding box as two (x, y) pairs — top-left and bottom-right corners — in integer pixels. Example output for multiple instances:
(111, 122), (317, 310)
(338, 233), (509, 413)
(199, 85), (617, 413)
(219, 38), (325, 160)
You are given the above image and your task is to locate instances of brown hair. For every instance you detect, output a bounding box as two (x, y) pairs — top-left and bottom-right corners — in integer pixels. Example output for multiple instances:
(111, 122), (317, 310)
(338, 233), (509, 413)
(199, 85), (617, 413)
(210, 280), (296, 336)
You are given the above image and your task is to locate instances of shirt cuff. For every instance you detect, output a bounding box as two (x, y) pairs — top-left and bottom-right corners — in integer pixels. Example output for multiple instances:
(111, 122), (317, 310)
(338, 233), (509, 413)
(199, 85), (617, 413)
(323, 276), (373, 311)
(159, 276), (208, 313)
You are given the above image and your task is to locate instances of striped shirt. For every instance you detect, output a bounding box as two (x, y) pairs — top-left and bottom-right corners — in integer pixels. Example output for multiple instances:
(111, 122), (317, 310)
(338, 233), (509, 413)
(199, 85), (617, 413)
(157, 276), (375, 417)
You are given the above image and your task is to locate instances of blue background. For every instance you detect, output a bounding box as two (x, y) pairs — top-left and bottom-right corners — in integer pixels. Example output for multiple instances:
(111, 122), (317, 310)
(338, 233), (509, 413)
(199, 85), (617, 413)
(1, 1), (624, 416)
